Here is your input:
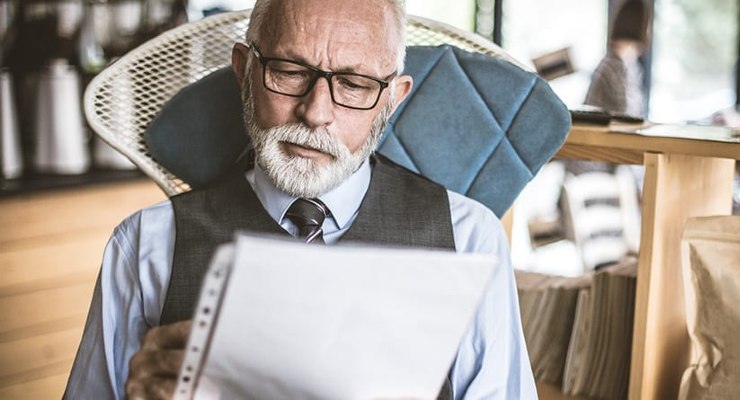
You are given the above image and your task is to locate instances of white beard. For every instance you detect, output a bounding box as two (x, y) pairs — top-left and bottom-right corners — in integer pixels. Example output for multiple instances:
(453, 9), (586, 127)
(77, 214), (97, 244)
(242, 76), (394, 198)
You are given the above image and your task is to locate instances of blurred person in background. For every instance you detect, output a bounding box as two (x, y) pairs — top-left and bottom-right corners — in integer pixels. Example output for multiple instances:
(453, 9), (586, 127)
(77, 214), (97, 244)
(585, 0), (649, 119)
(567, 0), (650, 176)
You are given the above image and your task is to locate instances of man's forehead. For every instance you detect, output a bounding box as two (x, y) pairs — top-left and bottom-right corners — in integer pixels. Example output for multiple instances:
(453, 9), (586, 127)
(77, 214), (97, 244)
(262, 0), (397, 71)
(270, 0), (389, 20)
(267, 0), (389, 37)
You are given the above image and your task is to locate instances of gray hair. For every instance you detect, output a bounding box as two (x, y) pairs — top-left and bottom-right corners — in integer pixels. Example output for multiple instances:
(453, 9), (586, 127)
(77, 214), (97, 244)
(245, 0), (407, 73)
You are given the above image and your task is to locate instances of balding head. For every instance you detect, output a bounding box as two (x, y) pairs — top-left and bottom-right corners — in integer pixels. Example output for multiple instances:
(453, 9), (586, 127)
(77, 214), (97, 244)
(230, 0), (414, 197)
(245, 0), (407, 73)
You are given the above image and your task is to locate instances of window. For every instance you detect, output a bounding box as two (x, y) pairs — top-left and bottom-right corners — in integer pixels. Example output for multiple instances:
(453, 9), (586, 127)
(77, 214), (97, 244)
(649, 0), (738, 122)
(500, 0), (608, 108)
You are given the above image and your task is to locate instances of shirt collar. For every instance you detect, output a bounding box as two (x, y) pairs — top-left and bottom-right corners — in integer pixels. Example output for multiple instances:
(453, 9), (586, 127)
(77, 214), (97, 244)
(247, 158), (372, 230)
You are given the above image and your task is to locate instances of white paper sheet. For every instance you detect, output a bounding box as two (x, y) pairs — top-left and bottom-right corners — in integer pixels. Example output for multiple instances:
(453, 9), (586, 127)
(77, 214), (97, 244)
(175, 234), (497, 400)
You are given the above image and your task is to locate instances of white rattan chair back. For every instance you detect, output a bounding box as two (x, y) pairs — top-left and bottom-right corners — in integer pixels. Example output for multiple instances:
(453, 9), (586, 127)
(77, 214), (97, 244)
(84, 9), (522, 196)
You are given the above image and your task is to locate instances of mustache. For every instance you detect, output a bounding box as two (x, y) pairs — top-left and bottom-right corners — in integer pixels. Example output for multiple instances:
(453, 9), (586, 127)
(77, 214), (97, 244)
(266, 123), (347, 159)
(241, 70), (393, 161)
(242, 77), (349, 160)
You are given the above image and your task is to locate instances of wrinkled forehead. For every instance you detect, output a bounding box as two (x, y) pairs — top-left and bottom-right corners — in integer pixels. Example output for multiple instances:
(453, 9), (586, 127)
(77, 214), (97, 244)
(260, 0), (399, 71)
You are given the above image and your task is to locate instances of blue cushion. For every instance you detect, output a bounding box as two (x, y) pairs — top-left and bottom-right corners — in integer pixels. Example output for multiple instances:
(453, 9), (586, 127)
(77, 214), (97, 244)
(146, 68), (248, 187)
(146, 45), (570, 216)
(378, 45), (570, 216)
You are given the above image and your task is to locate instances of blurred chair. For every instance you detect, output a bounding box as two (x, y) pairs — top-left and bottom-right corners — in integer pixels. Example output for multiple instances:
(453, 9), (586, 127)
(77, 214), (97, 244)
(560, 166), (641, 271)
(83, 10), (570, 218)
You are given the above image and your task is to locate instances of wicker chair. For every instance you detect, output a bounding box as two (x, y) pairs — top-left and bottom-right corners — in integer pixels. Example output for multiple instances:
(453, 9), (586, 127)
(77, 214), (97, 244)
(84, 9), (570, 217)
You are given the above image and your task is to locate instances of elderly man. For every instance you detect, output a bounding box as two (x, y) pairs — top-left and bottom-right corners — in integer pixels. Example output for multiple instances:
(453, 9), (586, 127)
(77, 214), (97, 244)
(65, 0), (536, 399)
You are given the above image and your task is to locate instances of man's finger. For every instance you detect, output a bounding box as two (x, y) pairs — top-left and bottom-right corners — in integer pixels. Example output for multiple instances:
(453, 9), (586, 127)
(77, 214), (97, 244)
(142, 320), (192, 350)
(129, 348), (184, 378)
(126, 375), (177, 400)
(154, 349), (184, 376)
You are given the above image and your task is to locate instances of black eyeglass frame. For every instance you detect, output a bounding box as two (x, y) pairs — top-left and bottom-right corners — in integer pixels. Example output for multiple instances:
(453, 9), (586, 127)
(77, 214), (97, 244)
(247, 42), (397, 111)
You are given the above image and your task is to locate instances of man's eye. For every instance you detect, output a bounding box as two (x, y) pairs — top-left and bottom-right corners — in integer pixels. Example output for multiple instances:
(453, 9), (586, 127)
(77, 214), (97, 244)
(336, 77), (373, 91)
(273, 69), (310, 79)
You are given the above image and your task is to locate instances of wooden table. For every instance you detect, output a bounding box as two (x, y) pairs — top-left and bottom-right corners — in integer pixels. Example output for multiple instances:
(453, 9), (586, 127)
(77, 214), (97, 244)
(556, 123), (739, 400)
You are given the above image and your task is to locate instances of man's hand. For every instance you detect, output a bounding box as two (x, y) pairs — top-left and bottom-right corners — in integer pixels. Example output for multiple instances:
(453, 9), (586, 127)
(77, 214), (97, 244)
(126, 320), (192, 400)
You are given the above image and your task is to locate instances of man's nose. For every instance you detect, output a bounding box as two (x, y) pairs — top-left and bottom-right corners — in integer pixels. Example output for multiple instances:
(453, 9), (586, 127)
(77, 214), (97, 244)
(295, 77), (335, 129)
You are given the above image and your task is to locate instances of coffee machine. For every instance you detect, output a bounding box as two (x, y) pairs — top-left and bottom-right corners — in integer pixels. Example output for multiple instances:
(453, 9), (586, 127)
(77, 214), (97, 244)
(0, 0), (23, 179)
(4, 0), (189, 176)
(6, 0), (92, 175)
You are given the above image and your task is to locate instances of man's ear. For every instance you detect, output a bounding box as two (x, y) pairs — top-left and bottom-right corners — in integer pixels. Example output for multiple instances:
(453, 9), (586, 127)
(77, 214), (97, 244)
(231, 43), (250, 88)
(390, 75), (413, 113)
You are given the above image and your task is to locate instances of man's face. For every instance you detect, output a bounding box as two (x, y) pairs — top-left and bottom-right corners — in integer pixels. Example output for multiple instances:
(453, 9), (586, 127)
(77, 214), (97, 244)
(241, 73), (395, 198)
(233, 0), (412, 198)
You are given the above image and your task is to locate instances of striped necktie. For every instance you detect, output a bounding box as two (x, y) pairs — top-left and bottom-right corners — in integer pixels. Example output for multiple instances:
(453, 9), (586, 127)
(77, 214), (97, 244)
(285, 198), (328, 244)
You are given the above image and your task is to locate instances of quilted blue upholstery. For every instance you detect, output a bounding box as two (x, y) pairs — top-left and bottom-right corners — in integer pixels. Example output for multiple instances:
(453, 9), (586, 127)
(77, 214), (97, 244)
(378, 45), (570, 216)
(146, 45), (570, 216)
(146, 68), (246, 187)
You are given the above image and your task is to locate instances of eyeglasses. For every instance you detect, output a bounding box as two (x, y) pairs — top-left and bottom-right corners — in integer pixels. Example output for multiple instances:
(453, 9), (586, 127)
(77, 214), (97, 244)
(248, 43), (396, 110)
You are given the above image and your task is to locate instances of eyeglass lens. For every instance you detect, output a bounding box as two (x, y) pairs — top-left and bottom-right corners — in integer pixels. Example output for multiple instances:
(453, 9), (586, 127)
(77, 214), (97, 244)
(264, 59), (383, 109)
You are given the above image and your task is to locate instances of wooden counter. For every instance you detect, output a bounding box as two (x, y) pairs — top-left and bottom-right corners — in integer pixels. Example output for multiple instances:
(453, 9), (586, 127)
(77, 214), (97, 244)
(556, 123), (739, 400)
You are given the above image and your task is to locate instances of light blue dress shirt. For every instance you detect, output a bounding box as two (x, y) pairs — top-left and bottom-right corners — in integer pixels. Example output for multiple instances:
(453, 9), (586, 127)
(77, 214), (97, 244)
(65, 159), (537, 399)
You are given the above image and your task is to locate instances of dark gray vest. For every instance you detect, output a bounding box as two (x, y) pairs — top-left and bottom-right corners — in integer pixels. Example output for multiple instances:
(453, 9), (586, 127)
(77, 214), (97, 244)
(161, 155), (455, 399)
(162, 155), (455, 323)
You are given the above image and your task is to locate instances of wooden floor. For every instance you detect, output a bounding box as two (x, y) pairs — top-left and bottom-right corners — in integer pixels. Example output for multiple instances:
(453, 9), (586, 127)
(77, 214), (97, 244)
(0, 180), (165, 399)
